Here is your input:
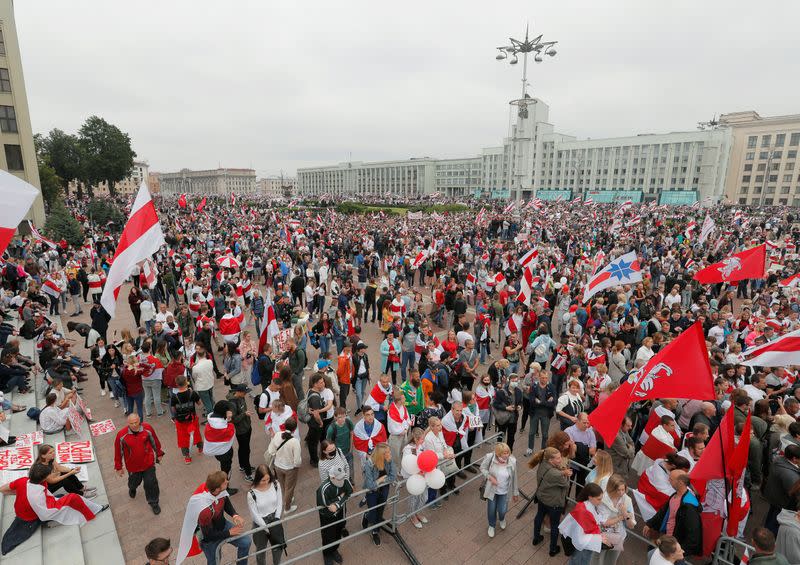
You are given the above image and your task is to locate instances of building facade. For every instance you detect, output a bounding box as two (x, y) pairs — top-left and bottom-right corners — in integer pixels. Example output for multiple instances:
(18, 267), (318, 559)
(147, 171), (160, 194)
(298, 158), (437, 199)
(67, 160), (150, 197)
(256, 176), (296, 199)
(719, 111), (800, 206)
(434, 157), (482, 198)
(159, 168), (256, 196)
(0, 0), (44, 225)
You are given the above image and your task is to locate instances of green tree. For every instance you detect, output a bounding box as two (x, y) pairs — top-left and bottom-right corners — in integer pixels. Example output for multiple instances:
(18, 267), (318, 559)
(78, 116), (136, 197)
(44, 201), (83, 246)
(87, 198), (124, 227)
(35, 129), (86, 197)
(37, 159), (62, 208)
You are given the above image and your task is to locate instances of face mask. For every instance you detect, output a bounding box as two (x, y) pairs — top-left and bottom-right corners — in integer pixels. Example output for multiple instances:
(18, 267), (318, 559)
(509, 381), (518, 389)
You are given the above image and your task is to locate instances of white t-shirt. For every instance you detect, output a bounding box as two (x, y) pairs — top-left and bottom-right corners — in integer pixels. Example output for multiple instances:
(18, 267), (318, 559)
(321, 388), (335, 420)
(743, 384), (766, 404)
(258, 388), (281, 412)
(456, 330), (473, 348)
(493, 463), (512, 495)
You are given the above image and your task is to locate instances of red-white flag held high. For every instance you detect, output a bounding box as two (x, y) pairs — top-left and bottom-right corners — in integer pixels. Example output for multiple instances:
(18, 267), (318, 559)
(582, 251), (642, 303)
(517, 266), (536, 307)
(100, 183), (165, 318)
(588, 321), (714, 446)
(698, 214), (715, 245)
(693, 244), (766, 285)
(518, 246), (538, 268)
(741, 328), (800, 367)
(27, 221), (58, 249)
(0, 170), (39, 256)
(141, 258), (158, 289)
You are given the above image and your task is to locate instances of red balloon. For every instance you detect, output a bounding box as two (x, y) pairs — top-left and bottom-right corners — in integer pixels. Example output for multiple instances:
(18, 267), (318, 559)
(417, 450), (438, 473)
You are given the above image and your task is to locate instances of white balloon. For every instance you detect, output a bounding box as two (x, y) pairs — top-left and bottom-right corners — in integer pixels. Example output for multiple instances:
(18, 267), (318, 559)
(401, 453), (420, 476)
(406, 473), (427, 496)
(560, 276), (567, 285)
(425, 468), (446, 490)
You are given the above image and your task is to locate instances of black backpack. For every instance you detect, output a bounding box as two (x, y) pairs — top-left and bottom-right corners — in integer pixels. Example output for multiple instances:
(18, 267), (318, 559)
(171, 391), (196, 423)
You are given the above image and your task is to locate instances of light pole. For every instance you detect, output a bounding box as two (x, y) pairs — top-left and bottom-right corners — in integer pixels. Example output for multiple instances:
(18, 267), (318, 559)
(495, 25), (558, 200)
(495, 24), (558, 98)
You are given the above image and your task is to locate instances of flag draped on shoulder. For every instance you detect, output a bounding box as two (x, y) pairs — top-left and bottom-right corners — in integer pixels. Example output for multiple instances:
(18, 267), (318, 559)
(588, 321), (714, 446)
(740, 328), (800, 367)
(100, 183), (165, 318)
(558, 501), (603, 552)
(582, 251), (642, 303)
(176, 482), (230, 564)
(0, 170), (39, 256)
(693, 245), (766, 284)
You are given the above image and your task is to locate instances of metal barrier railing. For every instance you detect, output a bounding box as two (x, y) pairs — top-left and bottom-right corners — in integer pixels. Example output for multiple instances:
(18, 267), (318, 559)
(217, 432), (503, 565)
(712, 535), (754, 565)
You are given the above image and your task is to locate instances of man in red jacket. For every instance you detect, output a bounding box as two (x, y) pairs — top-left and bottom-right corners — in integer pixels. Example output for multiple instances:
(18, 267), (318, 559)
(114, 413), (164, 515)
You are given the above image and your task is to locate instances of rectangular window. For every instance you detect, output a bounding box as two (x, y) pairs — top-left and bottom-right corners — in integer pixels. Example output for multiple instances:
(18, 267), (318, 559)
(785, 175), (794, 182)
(769, 175), (778, 183)
(744, 164), (753, 171)
(781, 186), (791, 194)
(756, 175), (764, 182)
(743, 175), (751, 182)
(746, 152), (754, 160)
(791, 133), (800, 146)
(762, 135), (772, 147)
(747, 135), (757, 148)
(4, 144), (22, 170)
(790, 150), (798, 159)
(786, 162), (795, 170)
(0, 105), (16, 133)
(739, 198), (747, 204)
(773, 163), (781, 171)
(740, 186), (749, 194)
(757, 163), (766, 171)
(0, 68), (10, 92)
(776, 133), (786, 146)
(760, 151), (769, 159)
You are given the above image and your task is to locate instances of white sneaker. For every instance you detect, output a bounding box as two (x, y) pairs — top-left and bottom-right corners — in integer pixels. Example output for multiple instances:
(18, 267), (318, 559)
(109, 392), (115, 399)
(488, 526), (495, 538)
(524, 449), (533, 456)
(100, 390), (106, 397)
(499, 519), (506, 530)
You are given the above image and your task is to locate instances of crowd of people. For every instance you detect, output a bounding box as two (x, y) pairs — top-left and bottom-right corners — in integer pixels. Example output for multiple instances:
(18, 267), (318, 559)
(1, 193), (800, 564)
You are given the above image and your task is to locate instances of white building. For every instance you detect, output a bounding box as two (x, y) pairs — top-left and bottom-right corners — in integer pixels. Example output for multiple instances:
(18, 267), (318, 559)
(297, 97), (734, 205)
(256, 176), (296, 199)
(298, 158), (437, 198)
(159, 168), (256, 196)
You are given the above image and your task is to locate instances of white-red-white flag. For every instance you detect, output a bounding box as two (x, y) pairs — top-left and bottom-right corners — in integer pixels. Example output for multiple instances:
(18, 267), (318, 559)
(698, 214), (715, 245)
(258, 295), (280, 352)
(27, 221), (58, 249)
(141, 258), (158, 289)
(741, 328), (800, 367)
(517, 266), (536, 307)
(0, 171), (39, 256)
(100, 183), (165, 318)
(518, 247), (538, 268)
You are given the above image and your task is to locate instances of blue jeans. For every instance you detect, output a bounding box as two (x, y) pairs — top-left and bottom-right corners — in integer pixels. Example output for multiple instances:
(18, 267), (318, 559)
(144, 319), (154, 334)
(529, 413), (551, 450)
(335, 337), (345, 355)
(200, 520), (251, 565)
(198, 389), (215, 416)
(400, 351), (416, 382)
(126, 392), (144, 420)
(479, 341), (490, 364)
(568, 549), (594, 565)
(354, 378), (368, 410)
(108, 377), (126, 405)
(487, 493), (508, 528)
(319, 336), (330, 355)
(142, 380), (163, 417)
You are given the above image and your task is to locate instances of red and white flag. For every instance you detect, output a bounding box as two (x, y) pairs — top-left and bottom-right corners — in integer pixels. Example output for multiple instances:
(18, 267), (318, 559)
(100, 183), (165, 318)
(588, 321), (714, 446)
(202, 416), (235, 456)
(698, 214), (715, 245)
(741, 328), (800, 367)
(693, 245), (766, 285)
(196, 196), (207, 212)
(27, 221), (58, 249)
(518, 247), (538, 268)
(632, 462), (674, 521)
(779, 273), (800, 288)
(517, 266), (536, 307)
(176, 482), (230, 564)
(558, 501), (603, 552)
(352, 418), (387, 455)
(230, 192), (236, 206)
(141, 258), (158, 289)
(0, 171), (39, 257)
(412, 250), (427, 268)
(218, 312), (242, 342)
(583, 251), (642, 303)
(178, 193), (187, 209)
(493, 272), (507, 288)
(9, 477), (102, 526)
(504, 312), (523, 336)
(503, 201), (516, 214)
(684, 220), (697, 239)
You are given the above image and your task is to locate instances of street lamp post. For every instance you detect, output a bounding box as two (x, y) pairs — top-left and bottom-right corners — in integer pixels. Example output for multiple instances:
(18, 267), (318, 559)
(495, 24), (558, 98)
(495, 25), (558, 200)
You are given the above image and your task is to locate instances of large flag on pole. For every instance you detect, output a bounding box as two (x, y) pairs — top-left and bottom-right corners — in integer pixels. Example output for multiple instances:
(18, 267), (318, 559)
(582, 251), (642, 303)
(100, 183), (165, 318)
(588, 321), (714, 446)
(740, 328), (800, 367)
(0, 170), (39, 256)
(698, 214), (715, 245)
(27, 220), (58, 249)
(693, 245), (766, 284)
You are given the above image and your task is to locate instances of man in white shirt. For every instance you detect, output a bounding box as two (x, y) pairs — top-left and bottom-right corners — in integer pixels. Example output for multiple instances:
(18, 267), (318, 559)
(743, 373), (768, 405)
(707, 319), (726, 347)
(192, 348), (216, 417)
(154, 303), (174, 324)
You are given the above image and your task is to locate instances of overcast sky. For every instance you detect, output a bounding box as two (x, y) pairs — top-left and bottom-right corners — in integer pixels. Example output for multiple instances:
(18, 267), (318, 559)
(15, 0), (800, 177)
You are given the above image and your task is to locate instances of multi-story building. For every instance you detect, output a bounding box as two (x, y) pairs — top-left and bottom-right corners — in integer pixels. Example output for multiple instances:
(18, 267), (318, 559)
(719, 111), (800, 206)
(298, 158), (437, 199)
(159, 168), (256, 196)
(256, 176), (296, 199)
(0, 0), (44, 225)
(147, 171), (160, 194)
(434, 157), (482, 198)
(67, 160), (150, 197)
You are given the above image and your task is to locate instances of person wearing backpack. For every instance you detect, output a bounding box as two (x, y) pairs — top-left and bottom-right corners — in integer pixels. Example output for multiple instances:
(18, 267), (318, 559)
(257, 377), (283, 421)
(169, 375), (203, 464)
(302, 373), (328, 468)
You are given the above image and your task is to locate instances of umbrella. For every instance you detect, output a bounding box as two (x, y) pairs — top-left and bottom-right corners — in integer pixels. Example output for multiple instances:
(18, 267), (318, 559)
(215, 255), (239, 269)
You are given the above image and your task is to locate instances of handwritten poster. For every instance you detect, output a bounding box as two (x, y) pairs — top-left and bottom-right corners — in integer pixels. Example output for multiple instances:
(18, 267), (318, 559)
(0, 446), (34, 470)
(89, 419), (116, 437)
(55, 441), (95, 464)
